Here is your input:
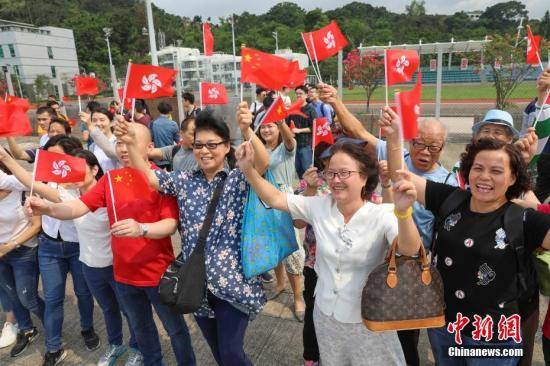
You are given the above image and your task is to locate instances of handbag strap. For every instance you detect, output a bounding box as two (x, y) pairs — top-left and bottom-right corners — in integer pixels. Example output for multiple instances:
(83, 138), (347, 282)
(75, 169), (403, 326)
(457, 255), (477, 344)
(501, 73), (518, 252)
(191, 175), (227, 255)
(386, 237), (432, 289)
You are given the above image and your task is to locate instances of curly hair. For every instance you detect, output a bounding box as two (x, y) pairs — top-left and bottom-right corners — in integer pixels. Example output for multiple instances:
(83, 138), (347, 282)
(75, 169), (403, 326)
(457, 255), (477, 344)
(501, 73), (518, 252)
(459, 138), (531, 200)
(329, 142), (379, 200)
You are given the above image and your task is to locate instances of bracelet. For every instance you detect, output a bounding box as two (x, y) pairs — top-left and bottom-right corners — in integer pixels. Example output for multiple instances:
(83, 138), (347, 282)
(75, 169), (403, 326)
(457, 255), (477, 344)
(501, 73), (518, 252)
(381, 182), (392, 189)
(394, 206), (413, 220)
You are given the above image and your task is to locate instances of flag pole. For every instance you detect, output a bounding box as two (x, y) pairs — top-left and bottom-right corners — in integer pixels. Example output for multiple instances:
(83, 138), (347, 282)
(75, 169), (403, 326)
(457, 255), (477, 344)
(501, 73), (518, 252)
(77, 96), (82, 113)
(301, 33), (321, 82)
(231, 15), (238, 96)
(394, 92), (405, 171)
(120, 61), (132, 115)
(309, 33), (323, 83)
(199, 82), (203, 110)
(240, 83), (244, 103)
(533, 89), (550, 129)
(106, 171), (119, 223)
(130, 99), (135, 121)
(384, 49), (389, 107)
(29, 149), (39, 198)
(311, 118), (317, 167)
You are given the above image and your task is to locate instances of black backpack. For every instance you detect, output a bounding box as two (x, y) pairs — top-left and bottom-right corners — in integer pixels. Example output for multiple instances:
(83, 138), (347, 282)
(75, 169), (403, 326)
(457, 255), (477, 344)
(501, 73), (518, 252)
(432, 190), (539, 315)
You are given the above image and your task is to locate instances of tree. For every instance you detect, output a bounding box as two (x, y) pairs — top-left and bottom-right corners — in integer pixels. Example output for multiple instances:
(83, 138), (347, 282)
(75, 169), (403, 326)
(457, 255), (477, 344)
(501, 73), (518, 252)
(406, 0), (426, 17)
(344, 49), (384, 112)
(540, 11), (550, 39)
(479, 1), (527, 31)
(34, 74), (54, 100)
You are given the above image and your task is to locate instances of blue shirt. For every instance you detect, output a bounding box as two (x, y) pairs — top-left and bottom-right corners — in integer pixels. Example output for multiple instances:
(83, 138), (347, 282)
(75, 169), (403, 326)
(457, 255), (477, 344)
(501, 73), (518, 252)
(155, 168), (266, 317)
(150, 115), (180, 166)
(377, 139), (458, 249)
(309, 100), (333, 125)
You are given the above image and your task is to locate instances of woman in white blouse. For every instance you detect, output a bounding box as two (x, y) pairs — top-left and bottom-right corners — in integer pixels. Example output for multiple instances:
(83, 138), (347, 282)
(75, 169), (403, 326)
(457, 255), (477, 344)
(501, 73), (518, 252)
(236, 140), (422, 366)
(79, 107), (119, 172)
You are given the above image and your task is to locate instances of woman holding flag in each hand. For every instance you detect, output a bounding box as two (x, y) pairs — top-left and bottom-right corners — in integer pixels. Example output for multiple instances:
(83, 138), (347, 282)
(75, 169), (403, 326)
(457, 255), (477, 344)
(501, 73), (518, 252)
(235, 132), (422, 365)
(114, 104), (269, 366)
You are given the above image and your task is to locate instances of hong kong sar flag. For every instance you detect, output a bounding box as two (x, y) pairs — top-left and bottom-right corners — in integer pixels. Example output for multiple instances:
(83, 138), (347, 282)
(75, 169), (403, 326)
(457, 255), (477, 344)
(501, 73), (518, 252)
(313, 117), (334, 147)
(526, 25), (542, 65)
(395, 72), (422, 141)
(34, 149), (86, 183)
(302, 21), (348, 62)
(200, 82), (228, 105)
(125, 63), (177, 99)
(386, 50), (420, 86)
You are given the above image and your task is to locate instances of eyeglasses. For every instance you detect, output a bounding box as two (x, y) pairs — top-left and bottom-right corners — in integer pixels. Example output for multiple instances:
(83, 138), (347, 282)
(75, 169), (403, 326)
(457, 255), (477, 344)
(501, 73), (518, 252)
(192, 141), (227, 150)
(411, 140), (443, 153)
(322, 170), (361, 180)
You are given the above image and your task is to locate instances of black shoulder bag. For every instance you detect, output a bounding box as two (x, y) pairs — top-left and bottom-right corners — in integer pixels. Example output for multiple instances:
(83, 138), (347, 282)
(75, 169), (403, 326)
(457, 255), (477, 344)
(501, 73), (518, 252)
(159, 176), (226, 314)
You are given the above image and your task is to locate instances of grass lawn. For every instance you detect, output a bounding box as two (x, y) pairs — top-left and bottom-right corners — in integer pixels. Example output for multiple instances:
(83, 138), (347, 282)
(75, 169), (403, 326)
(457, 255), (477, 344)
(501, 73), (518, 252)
(342, 82), (537, 101)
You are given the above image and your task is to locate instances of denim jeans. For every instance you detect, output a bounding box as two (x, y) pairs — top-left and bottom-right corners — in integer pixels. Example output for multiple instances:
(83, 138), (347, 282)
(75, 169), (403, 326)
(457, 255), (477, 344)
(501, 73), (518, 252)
(295, 145), (313, 179)
(38, 234), (94, 352)
(81, 264), (137, 349)
(194, 291), (252, 366)
(115, 282), (196, 366)
(428, 326), (522, 366)
(0, 245), (45, 331)
(0, 279), (12, 313)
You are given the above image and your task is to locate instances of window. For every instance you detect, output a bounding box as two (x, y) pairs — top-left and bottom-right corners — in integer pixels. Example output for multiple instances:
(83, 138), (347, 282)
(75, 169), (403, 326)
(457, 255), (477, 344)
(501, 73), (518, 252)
(8, 44), (15, 57)
(47, 46), (53, 59)
(51, 66), (56, 78)
(0, 46), (4, 58)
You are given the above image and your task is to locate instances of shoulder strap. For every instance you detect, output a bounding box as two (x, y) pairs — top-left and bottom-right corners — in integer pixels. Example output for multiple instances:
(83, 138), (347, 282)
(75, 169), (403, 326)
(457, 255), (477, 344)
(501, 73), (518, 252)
(172, 145), (182, 158)
(504, 203), (531, 295)
(193, 175), (227, 254)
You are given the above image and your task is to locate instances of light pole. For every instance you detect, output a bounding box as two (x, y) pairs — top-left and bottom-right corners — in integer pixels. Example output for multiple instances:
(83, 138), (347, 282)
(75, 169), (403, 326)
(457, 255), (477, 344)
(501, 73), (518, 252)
(231, 15), (238, 95)
(103, 27), (119, 101)
(272, 31), (279, 53)
(145, 0), (158, 65)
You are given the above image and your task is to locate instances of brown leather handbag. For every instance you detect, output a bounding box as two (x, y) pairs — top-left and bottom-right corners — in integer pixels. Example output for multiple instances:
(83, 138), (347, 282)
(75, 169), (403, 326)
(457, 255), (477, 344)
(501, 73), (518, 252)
(361, 239), (445, 331)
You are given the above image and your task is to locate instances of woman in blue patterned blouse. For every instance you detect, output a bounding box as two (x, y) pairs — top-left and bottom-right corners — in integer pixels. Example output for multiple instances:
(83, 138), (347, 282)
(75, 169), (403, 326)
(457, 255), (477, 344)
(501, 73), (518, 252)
(115, 103), (269, 366)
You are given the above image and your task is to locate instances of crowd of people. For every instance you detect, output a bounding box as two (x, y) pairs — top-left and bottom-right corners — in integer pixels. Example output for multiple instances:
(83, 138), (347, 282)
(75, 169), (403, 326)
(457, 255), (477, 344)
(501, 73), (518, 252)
(0, 68), (548, 366)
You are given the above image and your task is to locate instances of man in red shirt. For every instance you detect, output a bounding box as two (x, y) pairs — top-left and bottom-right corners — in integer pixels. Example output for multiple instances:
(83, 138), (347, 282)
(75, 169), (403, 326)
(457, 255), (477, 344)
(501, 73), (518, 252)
(28, 123), (196, 366)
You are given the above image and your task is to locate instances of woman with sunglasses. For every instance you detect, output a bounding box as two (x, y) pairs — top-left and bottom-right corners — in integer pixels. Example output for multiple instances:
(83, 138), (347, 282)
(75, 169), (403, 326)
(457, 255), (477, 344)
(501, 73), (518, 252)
(115, 105), (269, 366)
(235, 137), (422, 365)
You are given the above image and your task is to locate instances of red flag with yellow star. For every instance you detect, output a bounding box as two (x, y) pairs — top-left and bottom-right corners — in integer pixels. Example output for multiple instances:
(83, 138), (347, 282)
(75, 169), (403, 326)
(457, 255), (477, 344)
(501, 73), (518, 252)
(241, 47), (297, 90)
(107, 168), (152, 207)
(260, 96), (287, 125)
(0, 95), (32, 137)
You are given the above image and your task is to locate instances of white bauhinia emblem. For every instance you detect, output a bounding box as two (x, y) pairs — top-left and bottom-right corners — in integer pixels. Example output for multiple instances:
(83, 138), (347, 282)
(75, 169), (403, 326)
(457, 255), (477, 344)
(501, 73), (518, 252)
(52, 160), (71, 178)
(527, 37), (532, 53)
(208, 87), (220, 99)
(395, 56), (410, 75)
(323, 31), (336, 49)
(141, 74), (162, 94)
(316, 124), (330, 136)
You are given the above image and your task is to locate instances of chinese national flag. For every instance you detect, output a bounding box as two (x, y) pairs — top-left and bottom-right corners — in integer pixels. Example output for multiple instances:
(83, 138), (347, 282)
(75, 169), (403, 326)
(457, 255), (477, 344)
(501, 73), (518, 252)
(241, 47), (294, 90)
(386, 50), (420, 86)
(302, 21), (348, 62)
(74, 77), (100, 96)
(117, 88), (132, 110)
(203, 23), (214, 56)
(526, 25), (542, 66)
(286, 61), (307, 88)
(313, 117), (334, 147)
(261, 96), (287, 125)
(34, 149), (86, 183)
(0, 96), (32, 137)
(395, 72), (422, 141)
(107, 168), (152, 207)
(125, 63), (177, 99)
(200, 82), (228, 105)
(286, 98), (308, 118)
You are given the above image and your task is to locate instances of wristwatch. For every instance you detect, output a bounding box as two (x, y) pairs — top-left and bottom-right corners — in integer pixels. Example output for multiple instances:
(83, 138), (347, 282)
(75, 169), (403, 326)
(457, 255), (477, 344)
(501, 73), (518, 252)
(139, 224), (149, 237)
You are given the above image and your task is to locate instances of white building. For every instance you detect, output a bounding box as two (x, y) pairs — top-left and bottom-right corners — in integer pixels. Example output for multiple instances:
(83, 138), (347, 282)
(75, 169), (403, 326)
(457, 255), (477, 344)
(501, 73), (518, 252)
(0, 19), (79, 96)
(157, 46), (309, 91)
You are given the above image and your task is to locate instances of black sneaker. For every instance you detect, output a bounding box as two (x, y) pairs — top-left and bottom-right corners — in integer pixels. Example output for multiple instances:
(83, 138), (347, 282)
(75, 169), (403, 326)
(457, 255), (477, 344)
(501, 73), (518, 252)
(10, 327), (39, 357)
(42, 349), (67, 366)
(260, 272), (274, 283)
(81, 328), (100, 351)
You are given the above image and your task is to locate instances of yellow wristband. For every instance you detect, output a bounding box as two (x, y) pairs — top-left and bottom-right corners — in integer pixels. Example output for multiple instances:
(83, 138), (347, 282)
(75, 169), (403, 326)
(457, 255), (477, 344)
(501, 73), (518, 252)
(394, 206), (413, 220)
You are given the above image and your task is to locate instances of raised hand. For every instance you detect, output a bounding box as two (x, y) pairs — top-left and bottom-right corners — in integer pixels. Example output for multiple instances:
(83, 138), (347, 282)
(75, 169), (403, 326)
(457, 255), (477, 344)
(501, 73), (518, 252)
(392, 170), (417, 212)
(235, 141), (255, 172)
(113, 117), (136, 145)
(79, 111), (91, 125)
(514, 127), (538, 164)
(25, 196), (50, 217)
(378, 106), (401, 137)
(303, 166), (320, 190)
(537, 68), (550, 92)
(318, 83), (338, 104)
(378, 160), (391, 187)
(236, 101), (253, 136)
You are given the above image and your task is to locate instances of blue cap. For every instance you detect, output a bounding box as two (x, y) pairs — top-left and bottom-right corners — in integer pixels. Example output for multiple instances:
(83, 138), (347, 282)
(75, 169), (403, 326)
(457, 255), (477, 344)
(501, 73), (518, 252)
(319, 137), (368, 159)
(471, 109), (519, 138)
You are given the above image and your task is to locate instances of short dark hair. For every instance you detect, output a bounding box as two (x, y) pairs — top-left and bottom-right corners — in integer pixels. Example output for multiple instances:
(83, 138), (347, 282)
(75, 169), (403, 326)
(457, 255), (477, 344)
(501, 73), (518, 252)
(46, 100), (59, 108)
(134, 99), (147, 113)
(48, 118), (72, 135)
(157, 102), (173, 115)
(256, 87), (267, 96)
(91, 107), (114, 121)
(43, 135), (82, 154)
(74, 149), (104, 181)
(459, 138), (531, 200)
(328, 142), (379, 200)
(36, 106), (55, 117)
(86, 101), (101, 112)
(262, 94), (275, 109)
(194, 111), (234, 168)
(295, 85), (308, 94)
(182, 92), (195, 104)
(181, 117), (195, 132)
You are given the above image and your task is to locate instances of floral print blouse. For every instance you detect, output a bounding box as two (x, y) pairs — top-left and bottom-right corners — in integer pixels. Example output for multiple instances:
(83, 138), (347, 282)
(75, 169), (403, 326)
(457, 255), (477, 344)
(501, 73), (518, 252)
(155, 168), (266, 318)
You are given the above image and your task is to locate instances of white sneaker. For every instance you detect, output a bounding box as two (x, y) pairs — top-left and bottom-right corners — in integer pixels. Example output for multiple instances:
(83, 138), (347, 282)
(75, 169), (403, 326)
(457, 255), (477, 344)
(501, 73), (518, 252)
(0, 322), (18, 348)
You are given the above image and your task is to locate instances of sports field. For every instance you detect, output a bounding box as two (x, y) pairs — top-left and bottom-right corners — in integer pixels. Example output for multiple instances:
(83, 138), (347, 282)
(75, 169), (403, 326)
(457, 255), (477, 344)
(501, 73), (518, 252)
(342, 81), (537, 101)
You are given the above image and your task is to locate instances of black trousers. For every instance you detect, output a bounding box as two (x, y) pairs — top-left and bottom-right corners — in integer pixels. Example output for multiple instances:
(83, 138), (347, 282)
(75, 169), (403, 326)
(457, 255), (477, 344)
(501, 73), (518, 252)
(302, 266), (319, 362)
(397, 329), (420, 366)
(536, 154), (550, 202)
(543, 335), (550, 366)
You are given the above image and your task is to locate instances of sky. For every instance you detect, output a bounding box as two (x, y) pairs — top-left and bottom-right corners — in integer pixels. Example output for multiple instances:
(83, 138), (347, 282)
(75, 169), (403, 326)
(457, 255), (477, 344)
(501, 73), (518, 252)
(153, 0), (547, 20)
